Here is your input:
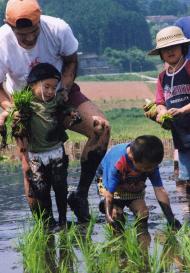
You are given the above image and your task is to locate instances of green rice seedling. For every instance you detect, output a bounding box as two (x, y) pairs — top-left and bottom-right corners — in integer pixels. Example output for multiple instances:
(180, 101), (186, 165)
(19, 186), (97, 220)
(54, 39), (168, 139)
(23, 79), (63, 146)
(148, 238), (169, 273)
(175, 222), (190, 272)
(73, 217), (101, 273)
(121, 225), (148, 272)
(18, 214), (57, 273)
(58, 222), (78, 272)
(103, 218), (148, 273)
(158, 226), (182, 273)
(7, 88), (34, 139)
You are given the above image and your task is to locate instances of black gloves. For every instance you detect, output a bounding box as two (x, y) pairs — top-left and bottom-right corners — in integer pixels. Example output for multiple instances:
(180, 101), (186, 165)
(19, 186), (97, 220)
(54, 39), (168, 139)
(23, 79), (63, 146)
(167, 218), (182, 231)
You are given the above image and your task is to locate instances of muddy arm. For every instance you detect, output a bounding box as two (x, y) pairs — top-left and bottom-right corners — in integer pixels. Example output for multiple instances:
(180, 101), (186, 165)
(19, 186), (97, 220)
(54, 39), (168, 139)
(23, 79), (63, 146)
(16, 137), (29, 163)
(61, 52), (78, 91)
(154, 186), (181, 229)
(0, 83), (12, 110)
(104, 190), (115, 224)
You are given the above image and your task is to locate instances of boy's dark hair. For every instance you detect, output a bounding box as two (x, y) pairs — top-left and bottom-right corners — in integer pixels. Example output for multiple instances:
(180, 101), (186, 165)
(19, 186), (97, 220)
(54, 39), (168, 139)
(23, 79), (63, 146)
(27, 63), (61, 84)
(130, 135), (164, 164)
(159, 43), (189, 60)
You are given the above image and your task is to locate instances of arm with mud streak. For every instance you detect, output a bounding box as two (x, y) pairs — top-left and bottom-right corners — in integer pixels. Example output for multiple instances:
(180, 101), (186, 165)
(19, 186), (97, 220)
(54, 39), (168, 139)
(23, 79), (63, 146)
(61, 52), (78, 101)
(104, 190), (115, 224)
(154, 186), (181, 229)
(0, 83), (13, 126)
(16, 137), (29, 163)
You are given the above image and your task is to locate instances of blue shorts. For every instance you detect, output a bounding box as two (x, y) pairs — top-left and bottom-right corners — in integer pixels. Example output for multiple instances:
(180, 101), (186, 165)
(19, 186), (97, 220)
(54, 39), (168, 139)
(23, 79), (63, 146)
(178, 149), (190, 180)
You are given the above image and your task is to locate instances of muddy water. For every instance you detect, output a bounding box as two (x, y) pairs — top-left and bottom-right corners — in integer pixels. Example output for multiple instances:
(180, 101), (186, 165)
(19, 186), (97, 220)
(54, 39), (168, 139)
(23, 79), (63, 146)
(0, 160), (189, 272)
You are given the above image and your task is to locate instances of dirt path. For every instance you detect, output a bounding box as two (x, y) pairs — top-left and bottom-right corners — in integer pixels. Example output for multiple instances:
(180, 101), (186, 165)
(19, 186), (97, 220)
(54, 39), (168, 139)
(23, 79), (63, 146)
(77, 81), (155, 101)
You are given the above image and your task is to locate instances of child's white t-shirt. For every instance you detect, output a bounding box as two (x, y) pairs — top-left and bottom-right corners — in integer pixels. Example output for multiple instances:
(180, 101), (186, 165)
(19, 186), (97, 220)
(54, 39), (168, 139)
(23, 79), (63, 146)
(0, 15), (78, 93)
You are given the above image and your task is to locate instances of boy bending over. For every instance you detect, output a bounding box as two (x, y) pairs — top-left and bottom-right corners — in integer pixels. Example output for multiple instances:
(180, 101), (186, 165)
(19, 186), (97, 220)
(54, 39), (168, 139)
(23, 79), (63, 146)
(97, 135), (181, 232)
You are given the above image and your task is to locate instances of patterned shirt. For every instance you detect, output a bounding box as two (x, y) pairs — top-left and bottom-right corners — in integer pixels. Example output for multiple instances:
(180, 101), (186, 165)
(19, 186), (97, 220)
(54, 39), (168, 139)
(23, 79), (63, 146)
(98, 143), (163, 194)
(156, 60), (190, 150)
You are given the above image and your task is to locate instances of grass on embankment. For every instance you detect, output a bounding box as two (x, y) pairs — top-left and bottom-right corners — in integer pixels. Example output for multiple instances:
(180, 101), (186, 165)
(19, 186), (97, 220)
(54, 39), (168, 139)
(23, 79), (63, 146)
(77, 70), (160, 82)
(77, 73), (144, 81)
(68, 108), (171, 142)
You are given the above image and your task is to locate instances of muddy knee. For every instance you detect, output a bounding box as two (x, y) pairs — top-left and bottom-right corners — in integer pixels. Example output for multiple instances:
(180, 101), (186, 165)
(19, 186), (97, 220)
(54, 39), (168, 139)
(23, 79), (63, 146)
(93, 118), (111, 139)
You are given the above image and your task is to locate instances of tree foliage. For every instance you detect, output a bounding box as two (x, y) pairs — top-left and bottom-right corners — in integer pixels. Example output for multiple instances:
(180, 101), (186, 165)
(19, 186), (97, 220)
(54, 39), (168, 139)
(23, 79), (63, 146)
(104, 47), (156, 72)
(40, 0), (152, 54)
(0, 0), (188, 55)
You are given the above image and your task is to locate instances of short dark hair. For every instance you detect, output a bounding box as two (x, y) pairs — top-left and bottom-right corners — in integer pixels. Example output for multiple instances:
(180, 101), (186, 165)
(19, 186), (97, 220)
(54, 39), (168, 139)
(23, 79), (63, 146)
(27, 63), (61, 84)
(130, 135), (164, 164)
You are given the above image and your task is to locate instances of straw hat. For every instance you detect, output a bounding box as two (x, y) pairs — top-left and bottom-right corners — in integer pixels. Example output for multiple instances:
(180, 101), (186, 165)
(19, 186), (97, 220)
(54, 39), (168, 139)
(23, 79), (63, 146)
(148, 26), (190, 55)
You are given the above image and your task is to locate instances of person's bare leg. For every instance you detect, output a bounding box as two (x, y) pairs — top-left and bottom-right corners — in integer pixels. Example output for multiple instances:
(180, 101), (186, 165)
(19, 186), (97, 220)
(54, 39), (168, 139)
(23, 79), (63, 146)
(129, 199), (151, 250)
(65, 101), (110, 221)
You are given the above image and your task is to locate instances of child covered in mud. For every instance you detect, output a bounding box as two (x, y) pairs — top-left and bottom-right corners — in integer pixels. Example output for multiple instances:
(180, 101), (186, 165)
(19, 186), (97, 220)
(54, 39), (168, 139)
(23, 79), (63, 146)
(96, 135), (181, 233)
(148, 26), (190, 186)
(14, 63), (81, 229)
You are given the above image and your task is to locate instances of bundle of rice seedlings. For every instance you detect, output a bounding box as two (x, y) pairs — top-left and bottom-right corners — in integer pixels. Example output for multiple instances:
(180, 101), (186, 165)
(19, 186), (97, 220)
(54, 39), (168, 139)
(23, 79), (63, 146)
(7, 88), (34, 139)
(143, 99), (157, 121)
(143, 99), (173, 130)
(160, 113), (174, 130)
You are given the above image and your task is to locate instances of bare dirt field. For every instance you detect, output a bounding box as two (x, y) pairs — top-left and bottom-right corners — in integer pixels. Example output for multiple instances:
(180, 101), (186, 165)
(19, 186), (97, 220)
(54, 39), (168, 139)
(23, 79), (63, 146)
(77, 81), (155, 101)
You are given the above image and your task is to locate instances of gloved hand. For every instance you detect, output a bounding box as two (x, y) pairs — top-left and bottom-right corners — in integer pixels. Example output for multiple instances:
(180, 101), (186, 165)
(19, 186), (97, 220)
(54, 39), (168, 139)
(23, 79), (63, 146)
(105, 197), (114, 225)
(168, 218), (182, 231)
(105, 198), (125, 232)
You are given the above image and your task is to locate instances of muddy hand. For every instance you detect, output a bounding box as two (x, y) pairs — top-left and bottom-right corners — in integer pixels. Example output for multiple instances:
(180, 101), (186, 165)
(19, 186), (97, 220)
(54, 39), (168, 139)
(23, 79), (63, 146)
(57, 88), (69, 102)
(168, 218), (182, 231)
(69, 110), (82, 127)
(105, 198), (115, 225)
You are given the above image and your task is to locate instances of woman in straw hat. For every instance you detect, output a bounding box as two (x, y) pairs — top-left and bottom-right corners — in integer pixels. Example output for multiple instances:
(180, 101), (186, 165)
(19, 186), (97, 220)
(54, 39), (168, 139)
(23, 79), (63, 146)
(148, 26), (190, 187)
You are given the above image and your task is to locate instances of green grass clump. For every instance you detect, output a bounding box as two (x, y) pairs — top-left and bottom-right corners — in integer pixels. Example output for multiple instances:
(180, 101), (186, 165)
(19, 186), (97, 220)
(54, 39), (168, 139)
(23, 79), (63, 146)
(7, 88), (34, 139)
(12, 88), (34, 112)
(77, 73), (143, 81)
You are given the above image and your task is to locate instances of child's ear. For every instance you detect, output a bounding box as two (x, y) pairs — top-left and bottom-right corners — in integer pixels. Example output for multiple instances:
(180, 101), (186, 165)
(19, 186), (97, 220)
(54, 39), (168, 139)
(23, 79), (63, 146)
(127, 147), (133, 160)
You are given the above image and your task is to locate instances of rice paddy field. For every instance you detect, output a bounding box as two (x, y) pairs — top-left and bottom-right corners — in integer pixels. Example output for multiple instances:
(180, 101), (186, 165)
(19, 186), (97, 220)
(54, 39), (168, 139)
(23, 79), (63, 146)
(1, 76), (190, 273)
(1, 160), (190, 273)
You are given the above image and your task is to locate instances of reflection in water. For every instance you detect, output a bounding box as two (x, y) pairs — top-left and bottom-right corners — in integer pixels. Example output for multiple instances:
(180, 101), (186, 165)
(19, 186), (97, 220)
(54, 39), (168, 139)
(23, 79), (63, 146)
(1, 160), (190, 272)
